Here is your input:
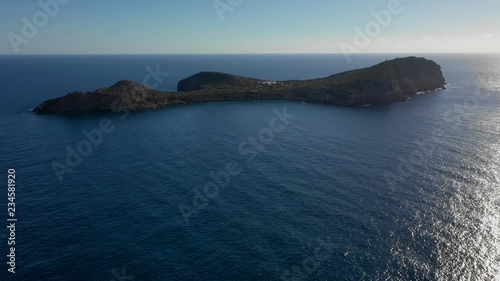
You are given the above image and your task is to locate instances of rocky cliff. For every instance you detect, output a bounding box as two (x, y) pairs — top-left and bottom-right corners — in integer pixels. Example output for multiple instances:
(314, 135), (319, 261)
(33, 57), (446, 114)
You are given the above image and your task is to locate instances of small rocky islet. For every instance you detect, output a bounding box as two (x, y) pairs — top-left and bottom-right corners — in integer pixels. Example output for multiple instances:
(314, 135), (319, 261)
(32, 56), (446, 114)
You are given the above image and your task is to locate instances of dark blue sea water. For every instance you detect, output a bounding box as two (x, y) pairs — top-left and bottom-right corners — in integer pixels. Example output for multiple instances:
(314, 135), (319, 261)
(0, 54), (499, 280)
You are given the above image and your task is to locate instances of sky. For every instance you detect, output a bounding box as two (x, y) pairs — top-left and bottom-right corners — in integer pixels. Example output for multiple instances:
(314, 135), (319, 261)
(0, 0), (499, 54)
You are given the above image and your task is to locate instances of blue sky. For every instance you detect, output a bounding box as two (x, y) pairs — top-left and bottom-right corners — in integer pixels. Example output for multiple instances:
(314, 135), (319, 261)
(1, 0), (499, 54)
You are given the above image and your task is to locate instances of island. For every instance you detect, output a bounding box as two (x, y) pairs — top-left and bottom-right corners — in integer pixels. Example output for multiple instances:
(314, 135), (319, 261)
(32, 57), (446, 114)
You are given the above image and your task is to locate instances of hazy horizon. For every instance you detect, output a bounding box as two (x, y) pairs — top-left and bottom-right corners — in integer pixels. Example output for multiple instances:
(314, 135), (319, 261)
(2, 52), (500, 56)
(1, 0), (499, 55)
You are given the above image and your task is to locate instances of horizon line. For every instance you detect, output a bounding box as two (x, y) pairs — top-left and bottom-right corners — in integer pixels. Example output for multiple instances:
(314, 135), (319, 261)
(1, 52), (500, 56)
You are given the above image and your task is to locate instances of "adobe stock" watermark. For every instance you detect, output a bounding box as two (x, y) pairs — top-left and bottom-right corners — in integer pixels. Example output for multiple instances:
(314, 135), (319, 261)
(7, 0), (70, 54)
(51, 64), (169, 183)
(213, 0), (243, 21)
(179, 106), (296, 225)
(339, 0), (405, 63)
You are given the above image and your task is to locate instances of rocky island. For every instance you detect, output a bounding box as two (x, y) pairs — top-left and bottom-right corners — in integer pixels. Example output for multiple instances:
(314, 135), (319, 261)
(33, 57), (446, 114)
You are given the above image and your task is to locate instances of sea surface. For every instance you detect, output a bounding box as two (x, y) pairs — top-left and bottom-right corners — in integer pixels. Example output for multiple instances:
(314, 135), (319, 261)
(0, 54), (499, 280)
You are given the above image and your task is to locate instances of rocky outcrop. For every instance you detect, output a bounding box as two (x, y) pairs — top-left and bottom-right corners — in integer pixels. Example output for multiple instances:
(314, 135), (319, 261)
(33, 57), (446, 114)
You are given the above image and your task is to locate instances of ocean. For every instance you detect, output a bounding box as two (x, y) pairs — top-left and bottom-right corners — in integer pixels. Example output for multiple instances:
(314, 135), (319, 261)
(0, 54), (499, 280)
